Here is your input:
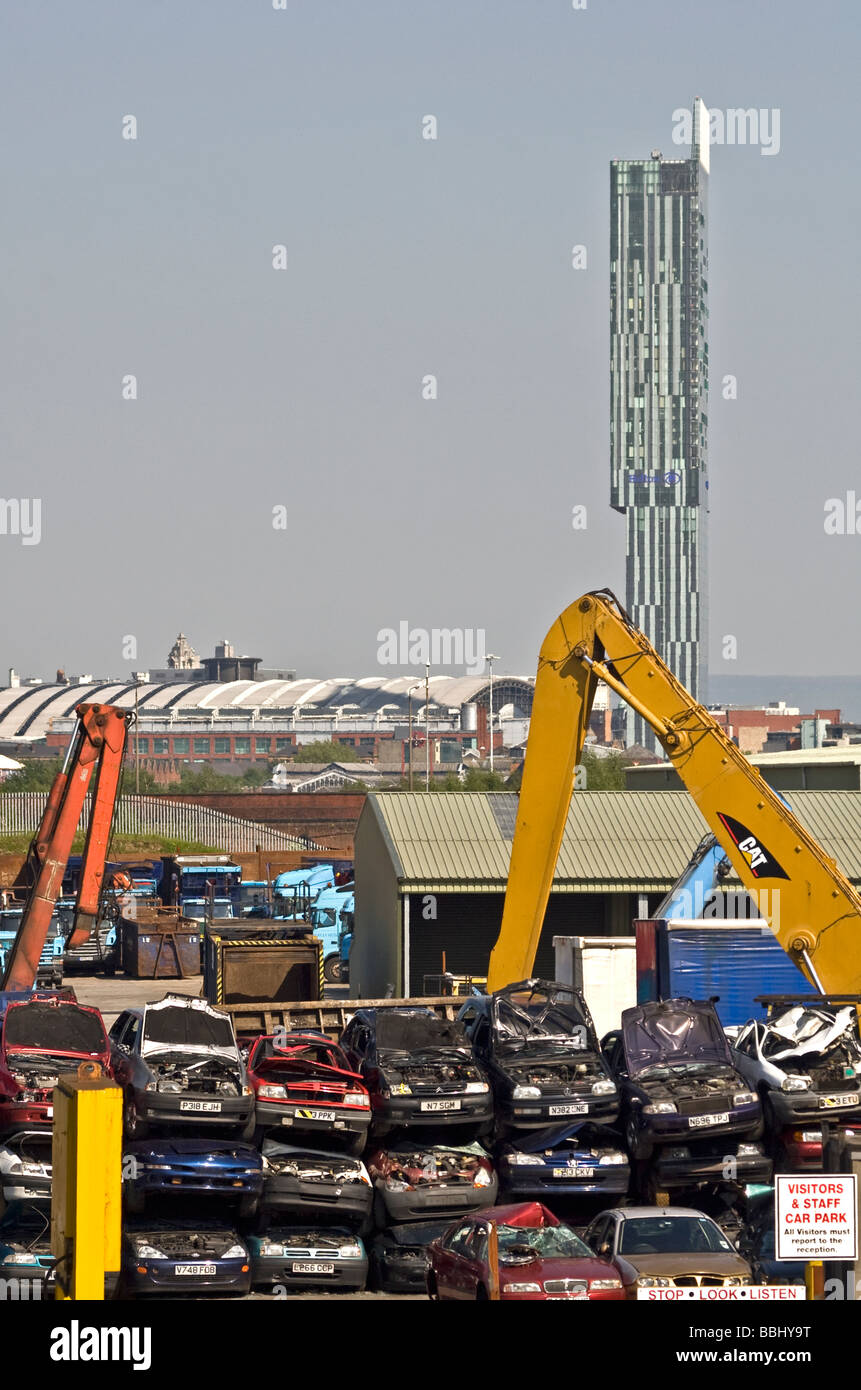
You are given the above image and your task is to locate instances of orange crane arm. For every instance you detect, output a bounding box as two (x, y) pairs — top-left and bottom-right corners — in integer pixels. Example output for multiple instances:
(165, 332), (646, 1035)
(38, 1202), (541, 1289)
(0, 703), (130, 991)
(487, 589), (861, 994)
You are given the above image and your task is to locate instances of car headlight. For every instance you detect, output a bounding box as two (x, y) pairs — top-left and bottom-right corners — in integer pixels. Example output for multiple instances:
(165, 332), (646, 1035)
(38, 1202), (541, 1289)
(591, 1080), (616, 1096)
(643, 1101), (677, 1115)
(157, 1081), (182, 1094)
(733, 1091), (757, 1106)
(259, 1084), (287, 1099)
(589, 1278), (622, 1289)
(473, 1169), (493, 1187)
(637, 1276), (670, 1287)
(800, 1129), (822, 1142)
(260, 1240), (284, 1256)
(504, 1153), (545, 1167)
(134, 1242), (167, 1260)
(725, 1277), (746, 1286)
(597, 1151), (628, 1165)
(465, 1082), (489, 1094)
(144, 1164), (173, 1171)
(737, 1143), (763, 1156)
(503, 1282), (541, 1294)
(782, 1075), (811, 1092)
(144, 1082), (157, 1092)
(343, 1091), (368, 1106)
(339, 1243), (362, 1258)
(3, 1253), (40, 1265)
(386, 1084), (412, 1097)
(512, 1085), (541, 1100)
(224, 1244), (246, 1259)
(385, 1177), (413, 1192)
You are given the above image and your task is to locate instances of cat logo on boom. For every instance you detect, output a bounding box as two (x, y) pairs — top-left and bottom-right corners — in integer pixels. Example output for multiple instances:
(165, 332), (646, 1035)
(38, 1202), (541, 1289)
(716, 813), (789, 880)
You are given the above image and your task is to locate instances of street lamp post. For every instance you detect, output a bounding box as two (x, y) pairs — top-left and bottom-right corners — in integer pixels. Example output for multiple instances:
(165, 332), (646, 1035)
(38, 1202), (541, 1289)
(407, 683), (421, 791)
(486, 654), (500, 774)
(425, 663), (430, 792)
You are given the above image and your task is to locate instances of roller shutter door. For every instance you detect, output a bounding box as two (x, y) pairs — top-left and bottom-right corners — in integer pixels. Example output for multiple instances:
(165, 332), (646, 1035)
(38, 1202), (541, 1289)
(406, 892), (607, 996)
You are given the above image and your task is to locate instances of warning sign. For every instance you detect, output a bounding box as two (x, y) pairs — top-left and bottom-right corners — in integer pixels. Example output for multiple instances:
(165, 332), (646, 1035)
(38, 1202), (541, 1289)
(775, 1174), (857, 1261)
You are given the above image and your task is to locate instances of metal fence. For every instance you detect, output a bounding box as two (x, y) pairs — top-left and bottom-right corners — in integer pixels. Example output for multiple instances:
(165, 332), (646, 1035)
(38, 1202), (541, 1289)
(0, 792), (320, 853)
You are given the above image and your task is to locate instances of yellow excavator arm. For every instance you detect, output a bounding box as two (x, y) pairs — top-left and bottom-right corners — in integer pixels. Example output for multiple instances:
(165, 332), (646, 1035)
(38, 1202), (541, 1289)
(488, 589), (861, 994)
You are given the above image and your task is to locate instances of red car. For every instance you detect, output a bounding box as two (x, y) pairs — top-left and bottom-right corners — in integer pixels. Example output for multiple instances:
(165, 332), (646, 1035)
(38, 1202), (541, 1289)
(781, 1121), (861, 1170)
(426, 1200), (624, 1301)
(0, 995), (113, 1133)
(246, 1032), (371, 1154)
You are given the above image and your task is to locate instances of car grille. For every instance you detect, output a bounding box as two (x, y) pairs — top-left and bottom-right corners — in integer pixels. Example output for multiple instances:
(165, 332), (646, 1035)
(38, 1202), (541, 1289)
(677, 1096), (734, 1116)
(409, 1083), (468, 1096)
(672, 1276), (731, 1287)
(287, 1088), (345, 1105)
(543, 1279), (587, 1294)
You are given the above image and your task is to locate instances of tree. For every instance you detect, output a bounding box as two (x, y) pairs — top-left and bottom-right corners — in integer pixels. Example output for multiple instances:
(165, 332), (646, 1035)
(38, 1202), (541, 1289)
(292, 740), (361, 764)
(578, 747), (627, 790)
(1, 758), (63, 792)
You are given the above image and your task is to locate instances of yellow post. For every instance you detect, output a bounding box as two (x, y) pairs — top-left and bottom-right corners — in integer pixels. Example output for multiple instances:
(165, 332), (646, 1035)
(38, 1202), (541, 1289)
(804, 1260), (824, 1301)
(51, 1065), (122, 1300)
(487, 1222), (500, 1301)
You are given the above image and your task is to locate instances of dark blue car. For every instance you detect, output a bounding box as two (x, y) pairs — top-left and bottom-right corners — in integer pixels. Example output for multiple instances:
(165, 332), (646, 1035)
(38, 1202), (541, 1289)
(496, 1122), (630, 1198)
(123, 1138), (263, 1217)
(121, 1220), (251, 1296)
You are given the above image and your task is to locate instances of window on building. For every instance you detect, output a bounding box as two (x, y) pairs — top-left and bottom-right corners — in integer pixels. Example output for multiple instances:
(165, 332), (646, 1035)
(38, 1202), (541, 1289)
(136, 737), (149, 754)
(275, 738), (293, 752)
(255, 737), (271, 752)
(193, 738), (211, 754)
(153, 738), (169, 755)
(234, 737), (251, 755)
(214, 737), (230, 754)
(172, 738), (189, 755)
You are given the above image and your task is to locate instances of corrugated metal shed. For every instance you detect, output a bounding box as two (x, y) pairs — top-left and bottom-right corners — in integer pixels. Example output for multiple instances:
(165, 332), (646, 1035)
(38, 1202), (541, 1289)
(366, 790), (861, 893)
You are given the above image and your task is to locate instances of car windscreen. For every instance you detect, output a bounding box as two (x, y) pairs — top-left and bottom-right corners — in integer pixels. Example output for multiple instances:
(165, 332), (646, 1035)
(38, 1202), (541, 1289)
(475, 1224), (591, 1261)
(375, 1012), (469, 1053)
(4, 1003), (106, 1055)
(493, 989), (594, 1047)
(144, 1007), (235, 1050)
(623, 1004), (731, 1073)
(618, 1216), (734, 1255)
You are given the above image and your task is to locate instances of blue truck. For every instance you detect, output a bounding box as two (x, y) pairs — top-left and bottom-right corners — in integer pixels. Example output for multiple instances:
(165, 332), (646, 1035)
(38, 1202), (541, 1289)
(0, 908), (65, 989)
(308, 886), (355, 983)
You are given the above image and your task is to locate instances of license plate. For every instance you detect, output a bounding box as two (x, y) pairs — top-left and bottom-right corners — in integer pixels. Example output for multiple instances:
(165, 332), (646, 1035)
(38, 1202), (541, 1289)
(291, 1261), (334, 1274)
(688, 1111), (729, 1128)
(420, 1099), (461, 1112)
(548, 1104), (588, 1116)
(295, 1108), (337, 1121)
(175, 1263), (217, 1276)
(180, 1100), (222, 1113)
(821, 1094), (858, 1109)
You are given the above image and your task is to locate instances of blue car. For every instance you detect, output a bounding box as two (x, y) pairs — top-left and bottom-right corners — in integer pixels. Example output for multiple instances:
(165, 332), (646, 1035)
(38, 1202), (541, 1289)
(496, 1122), (630, 1198)
(121, 1220), (251, 1297)
(123, 1138), (263, 1216)
(247, 1226), (368, 1291)
(0, 1201), (53, 1299)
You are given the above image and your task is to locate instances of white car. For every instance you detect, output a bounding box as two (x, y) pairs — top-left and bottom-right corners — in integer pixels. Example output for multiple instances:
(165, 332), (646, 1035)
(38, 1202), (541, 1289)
(0, 1131), (52, 1202)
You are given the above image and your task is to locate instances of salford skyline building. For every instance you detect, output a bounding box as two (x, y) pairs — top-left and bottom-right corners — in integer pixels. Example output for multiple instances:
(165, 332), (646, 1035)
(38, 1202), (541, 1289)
(610, 97), (710, 748)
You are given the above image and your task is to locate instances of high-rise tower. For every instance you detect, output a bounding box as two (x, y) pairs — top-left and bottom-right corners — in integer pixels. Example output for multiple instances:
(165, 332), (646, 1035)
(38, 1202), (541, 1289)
(610, 97), (710, 747)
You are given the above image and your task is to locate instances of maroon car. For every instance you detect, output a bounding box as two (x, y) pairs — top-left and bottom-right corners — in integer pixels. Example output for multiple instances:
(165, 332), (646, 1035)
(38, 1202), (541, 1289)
(246, 1032), (371, 1154)
(0, 995), (113, 1134)
(426, 1200), (624, 1301)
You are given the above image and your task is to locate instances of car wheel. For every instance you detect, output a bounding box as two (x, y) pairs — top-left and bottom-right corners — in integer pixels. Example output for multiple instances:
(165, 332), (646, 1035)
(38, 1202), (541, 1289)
(373, 1191), (389, 1229)
(123, 1092), (149, 1140)
(237, 1194), (258, 1220)
(626, 1116), (651, 1162)
(323, 954), (343, 984)
(347, 1132), (366, 1158)
(124, 1184), (145, 1216)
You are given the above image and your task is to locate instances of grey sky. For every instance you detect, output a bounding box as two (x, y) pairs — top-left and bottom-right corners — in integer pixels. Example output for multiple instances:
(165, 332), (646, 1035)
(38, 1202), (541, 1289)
(1, 0), (859, 684)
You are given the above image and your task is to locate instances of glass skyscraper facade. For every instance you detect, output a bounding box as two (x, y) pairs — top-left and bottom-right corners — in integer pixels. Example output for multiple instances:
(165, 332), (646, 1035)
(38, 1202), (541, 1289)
(610, 98), (710, 748)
